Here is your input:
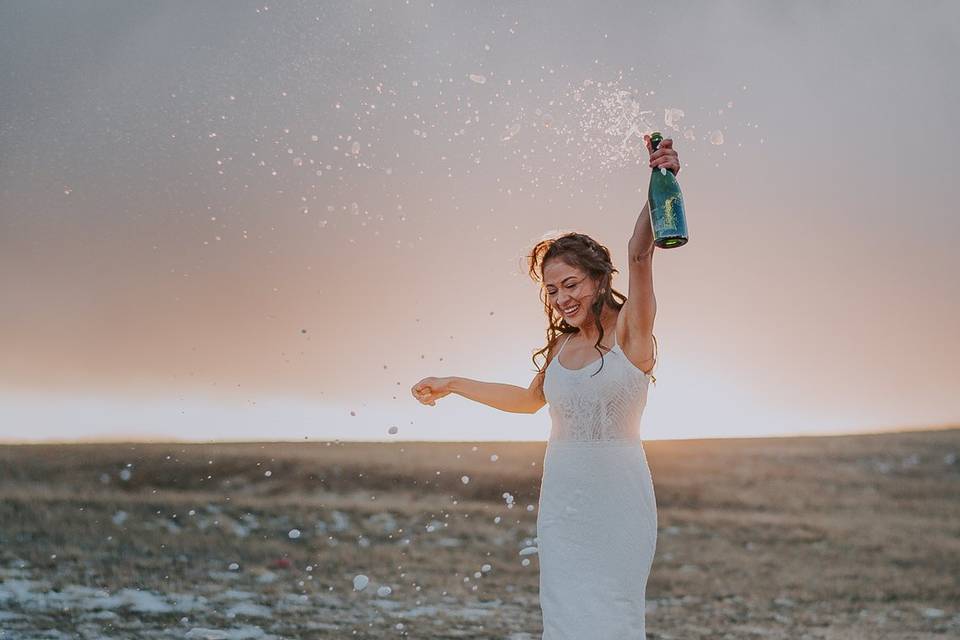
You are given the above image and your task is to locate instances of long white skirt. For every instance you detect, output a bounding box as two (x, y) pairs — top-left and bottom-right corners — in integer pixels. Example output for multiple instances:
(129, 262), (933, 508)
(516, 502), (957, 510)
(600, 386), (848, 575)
(536, 437), (658, 639)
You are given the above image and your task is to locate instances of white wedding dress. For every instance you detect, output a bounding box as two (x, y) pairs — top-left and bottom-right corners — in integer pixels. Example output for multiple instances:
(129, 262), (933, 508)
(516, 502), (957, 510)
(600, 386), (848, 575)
(537, 330), (658, 639)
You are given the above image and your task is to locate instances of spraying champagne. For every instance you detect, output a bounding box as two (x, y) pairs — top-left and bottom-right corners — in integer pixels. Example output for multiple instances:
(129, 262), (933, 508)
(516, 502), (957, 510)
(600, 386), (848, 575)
(647, 131), (689, 248)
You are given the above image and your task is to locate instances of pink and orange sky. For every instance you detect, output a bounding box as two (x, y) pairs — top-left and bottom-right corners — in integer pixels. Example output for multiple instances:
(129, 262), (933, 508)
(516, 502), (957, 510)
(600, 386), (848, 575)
(1, 1), (958, 442)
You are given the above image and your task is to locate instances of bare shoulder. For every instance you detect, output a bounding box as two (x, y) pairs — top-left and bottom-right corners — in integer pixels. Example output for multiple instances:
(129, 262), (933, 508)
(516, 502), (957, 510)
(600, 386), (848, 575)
(529, 334), (564, 400)
(531, 334), (565, 387)
(544, 332), (566, 366)
(536, 335), (560, 380)
(616, 310), (656, 374)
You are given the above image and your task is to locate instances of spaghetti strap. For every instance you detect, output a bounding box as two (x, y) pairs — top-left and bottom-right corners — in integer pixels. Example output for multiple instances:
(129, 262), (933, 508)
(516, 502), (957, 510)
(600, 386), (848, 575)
(548, 333), (574, 371)
(647, 334), (659, 384)
(556, 333), (573, 357)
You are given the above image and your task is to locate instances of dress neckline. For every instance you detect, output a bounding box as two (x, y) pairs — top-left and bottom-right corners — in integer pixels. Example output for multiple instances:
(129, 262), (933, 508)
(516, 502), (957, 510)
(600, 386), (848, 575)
(554, 331), (618, 372)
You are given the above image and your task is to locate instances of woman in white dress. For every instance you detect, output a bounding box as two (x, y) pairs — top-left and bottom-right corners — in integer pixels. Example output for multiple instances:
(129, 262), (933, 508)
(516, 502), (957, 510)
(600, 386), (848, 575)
(412, 135), (680, 639)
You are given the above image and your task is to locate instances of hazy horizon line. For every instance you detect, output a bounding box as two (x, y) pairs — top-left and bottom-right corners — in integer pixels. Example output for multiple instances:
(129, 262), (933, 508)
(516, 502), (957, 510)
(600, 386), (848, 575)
(2, 423), (957, 446)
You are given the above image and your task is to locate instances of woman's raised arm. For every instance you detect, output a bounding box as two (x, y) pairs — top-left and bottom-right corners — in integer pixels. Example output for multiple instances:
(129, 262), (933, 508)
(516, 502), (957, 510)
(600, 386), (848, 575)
(620, 135), (679, 373)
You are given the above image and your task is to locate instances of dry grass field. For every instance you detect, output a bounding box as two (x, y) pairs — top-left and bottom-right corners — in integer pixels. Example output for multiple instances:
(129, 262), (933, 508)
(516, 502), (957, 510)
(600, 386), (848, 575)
(1, 428), (959, 639)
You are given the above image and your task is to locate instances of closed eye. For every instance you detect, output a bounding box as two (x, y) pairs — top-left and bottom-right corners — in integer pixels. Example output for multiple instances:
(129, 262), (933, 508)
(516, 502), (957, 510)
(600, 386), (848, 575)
(547, 284), (577, 295)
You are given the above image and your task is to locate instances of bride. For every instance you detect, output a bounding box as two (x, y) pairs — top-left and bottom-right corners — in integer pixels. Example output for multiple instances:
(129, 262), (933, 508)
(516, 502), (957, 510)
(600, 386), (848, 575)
(412, 134), (680, 639)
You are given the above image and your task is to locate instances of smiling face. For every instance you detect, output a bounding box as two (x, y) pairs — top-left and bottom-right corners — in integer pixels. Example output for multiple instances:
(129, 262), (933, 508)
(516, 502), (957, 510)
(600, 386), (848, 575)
(542, 258), (600, 327)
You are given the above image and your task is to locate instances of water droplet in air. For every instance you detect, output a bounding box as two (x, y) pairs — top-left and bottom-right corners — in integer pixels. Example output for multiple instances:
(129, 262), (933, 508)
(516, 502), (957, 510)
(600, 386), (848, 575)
(664, 108), (685, 131)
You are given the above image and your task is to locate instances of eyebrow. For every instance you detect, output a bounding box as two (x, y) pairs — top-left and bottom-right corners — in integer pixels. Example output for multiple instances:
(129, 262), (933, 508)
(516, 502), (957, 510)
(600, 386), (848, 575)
(545, 276), (577, 288)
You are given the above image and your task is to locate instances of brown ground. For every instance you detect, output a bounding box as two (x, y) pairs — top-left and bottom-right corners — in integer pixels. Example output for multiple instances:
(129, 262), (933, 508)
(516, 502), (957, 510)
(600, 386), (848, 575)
(1, 428), (958, 639)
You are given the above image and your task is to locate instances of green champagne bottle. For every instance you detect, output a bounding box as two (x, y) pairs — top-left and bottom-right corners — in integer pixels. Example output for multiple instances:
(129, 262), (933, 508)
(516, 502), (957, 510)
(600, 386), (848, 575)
(648, 131), (689, 248)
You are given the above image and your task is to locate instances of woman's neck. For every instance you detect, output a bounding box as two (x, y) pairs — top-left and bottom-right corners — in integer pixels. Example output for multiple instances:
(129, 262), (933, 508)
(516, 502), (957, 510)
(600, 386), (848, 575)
(573, 306), (618, 343)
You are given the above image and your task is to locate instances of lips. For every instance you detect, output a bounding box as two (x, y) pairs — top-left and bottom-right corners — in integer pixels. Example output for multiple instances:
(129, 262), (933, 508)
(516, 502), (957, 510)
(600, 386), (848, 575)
(561, 303), (580, 316)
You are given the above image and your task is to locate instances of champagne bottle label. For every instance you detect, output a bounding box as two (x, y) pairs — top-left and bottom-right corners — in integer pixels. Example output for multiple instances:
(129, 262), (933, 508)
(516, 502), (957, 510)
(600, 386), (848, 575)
(652, 193), (684, 232)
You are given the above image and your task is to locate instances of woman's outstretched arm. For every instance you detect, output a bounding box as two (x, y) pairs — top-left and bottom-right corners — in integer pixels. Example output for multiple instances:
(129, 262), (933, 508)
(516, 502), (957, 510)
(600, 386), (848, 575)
(412, 370), (545, 414)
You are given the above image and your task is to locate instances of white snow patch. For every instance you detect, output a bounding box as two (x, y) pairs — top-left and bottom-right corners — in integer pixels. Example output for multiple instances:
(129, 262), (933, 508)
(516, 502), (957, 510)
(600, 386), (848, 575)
(184, 627), (275, 640)
(225, 602), (273, 619)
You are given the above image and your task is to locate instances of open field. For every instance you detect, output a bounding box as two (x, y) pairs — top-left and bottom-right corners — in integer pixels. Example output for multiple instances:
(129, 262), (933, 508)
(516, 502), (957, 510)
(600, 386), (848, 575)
(1, 428), (959, 639)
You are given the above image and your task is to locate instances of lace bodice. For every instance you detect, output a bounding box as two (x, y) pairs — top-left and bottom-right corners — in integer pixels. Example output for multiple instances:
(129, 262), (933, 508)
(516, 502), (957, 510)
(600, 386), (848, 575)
(543, 331), (654, 442)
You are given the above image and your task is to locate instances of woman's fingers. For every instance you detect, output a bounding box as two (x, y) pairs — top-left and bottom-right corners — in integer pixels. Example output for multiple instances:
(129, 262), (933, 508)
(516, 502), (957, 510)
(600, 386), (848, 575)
(650, 149), (677, 160)
(643, 136), (678, 174)
(412, 384), (431, 402)
(649, 153), (678, 167)
(412, 384), (437, 405)
(649, 147), (678, 161)
(644, 136), (672, 151)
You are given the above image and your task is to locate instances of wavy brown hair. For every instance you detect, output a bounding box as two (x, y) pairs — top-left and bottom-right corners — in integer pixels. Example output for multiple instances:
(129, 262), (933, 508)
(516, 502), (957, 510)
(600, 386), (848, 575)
(527, 232), (626, 380)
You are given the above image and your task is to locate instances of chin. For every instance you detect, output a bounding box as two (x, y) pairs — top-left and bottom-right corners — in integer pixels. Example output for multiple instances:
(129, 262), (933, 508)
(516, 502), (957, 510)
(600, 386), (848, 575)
(560, 311), (582, 326)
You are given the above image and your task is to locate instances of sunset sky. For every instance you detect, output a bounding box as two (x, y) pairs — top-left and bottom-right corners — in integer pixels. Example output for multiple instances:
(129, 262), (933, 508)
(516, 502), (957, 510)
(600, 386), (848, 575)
(1, 1), (958, 443)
